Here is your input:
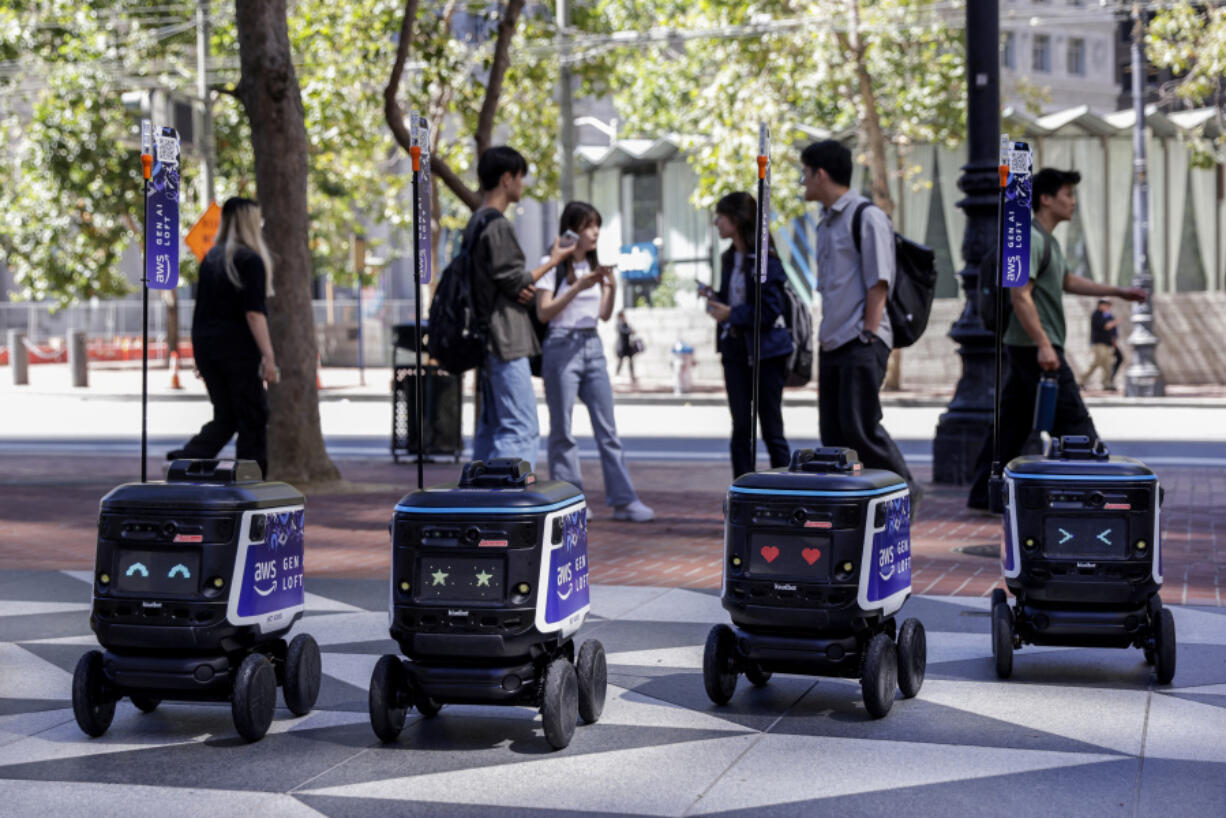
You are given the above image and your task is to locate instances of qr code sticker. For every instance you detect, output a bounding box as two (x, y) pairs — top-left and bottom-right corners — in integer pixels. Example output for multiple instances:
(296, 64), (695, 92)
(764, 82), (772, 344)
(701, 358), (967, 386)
(155, 135), (179, 164)
(1009, 149), (1031, 175)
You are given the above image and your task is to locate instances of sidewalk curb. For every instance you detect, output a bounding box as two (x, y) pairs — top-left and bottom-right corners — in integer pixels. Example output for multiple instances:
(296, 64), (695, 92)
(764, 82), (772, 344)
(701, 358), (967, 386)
(9, 388), (1224, 410)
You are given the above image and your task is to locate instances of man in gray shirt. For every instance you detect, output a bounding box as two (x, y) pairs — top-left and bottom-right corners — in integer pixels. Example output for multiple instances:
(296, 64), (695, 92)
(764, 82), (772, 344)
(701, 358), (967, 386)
(465, 146), (574, 467)
(802, 140), (916, 495)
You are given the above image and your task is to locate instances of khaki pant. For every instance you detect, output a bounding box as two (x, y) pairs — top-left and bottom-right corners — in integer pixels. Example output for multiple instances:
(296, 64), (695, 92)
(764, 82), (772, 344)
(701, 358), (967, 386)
(1080, 343), (1115, 389)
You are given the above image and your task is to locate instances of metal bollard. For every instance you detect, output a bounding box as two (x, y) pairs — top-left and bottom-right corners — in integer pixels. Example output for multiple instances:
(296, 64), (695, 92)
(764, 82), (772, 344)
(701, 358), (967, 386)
(69, 330), (88, 387)
(8, 330), (28, 386)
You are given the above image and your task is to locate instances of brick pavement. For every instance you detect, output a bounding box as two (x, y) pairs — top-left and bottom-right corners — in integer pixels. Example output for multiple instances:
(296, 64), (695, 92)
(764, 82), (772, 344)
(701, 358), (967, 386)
(0, 452), (1220, 605)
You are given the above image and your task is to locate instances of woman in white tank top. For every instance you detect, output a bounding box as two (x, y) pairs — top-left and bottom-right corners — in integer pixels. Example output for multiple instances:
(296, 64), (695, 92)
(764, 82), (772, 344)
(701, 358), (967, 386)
(536, 202), (654, 522)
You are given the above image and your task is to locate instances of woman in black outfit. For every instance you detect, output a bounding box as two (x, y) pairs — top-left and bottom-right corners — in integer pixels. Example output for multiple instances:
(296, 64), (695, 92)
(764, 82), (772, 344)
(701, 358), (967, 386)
(614, 310), (639, 384)
(169, 197), (278, 476)
(702, 192), (793, 478)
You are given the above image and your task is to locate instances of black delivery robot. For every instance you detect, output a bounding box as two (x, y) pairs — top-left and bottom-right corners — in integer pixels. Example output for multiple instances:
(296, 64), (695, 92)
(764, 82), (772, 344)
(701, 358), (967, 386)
(992, 435), (1175, 683)
(369, 458), (607, 750)
(704, 448), (927, 718)
(73, 459), (322, 742)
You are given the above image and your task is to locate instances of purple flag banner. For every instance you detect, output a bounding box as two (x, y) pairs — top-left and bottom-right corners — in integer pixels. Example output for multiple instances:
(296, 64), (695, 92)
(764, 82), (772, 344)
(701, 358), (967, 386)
(411, 112), (433, 284)
(145, 126), (181, 290)
(1000, 143), (1033, 289)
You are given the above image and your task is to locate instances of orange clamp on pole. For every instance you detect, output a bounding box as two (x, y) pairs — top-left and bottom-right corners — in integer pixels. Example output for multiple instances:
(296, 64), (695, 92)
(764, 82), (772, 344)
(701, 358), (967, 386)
(999, 164), (1008, 189)
(141, 153), (153, 180)
(757, 155), (768, 180)
(409, 145), (421, 173)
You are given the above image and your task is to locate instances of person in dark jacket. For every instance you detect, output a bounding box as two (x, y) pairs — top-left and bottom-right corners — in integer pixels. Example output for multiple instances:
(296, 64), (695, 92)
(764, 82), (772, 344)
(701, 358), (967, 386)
(464, 146), (575, 468)
(169, 197), (277, 476)
(702, 191), (793, 478)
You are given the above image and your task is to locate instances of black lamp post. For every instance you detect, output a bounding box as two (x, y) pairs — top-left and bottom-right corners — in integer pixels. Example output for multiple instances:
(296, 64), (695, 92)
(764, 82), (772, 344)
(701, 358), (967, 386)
(931, 0), (999, 485)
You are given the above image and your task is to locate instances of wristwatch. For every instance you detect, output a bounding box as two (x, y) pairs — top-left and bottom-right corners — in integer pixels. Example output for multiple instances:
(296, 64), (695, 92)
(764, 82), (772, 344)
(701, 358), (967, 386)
(858, 329), (876, 344)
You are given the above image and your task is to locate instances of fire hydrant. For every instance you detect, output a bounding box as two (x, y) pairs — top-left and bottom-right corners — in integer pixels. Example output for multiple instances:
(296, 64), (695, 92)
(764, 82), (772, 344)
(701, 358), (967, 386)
(671, 340), (694, 395)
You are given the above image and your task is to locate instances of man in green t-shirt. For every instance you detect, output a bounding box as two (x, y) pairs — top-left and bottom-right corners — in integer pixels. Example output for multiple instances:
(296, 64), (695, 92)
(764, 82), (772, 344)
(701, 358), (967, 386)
(967, 168), (1147, 510)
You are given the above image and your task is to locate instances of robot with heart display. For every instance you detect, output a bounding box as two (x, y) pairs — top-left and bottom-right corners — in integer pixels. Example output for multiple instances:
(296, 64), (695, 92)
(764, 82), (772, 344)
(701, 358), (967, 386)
(704, 448), (926, 718)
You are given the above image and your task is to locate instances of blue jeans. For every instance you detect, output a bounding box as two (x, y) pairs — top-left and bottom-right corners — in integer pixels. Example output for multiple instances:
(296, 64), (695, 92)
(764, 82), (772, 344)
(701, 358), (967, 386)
(541, 329), (638, 508)
(472, 352), (539, 469)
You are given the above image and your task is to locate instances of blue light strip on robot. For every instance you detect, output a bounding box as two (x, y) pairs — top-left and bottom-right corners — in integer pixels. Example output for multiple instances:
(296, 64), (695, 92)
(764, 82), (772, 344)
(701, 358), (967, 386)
(1004, 470), (1156, 482)
(394, 498), (585, 515)
(729, 484), (908, 498)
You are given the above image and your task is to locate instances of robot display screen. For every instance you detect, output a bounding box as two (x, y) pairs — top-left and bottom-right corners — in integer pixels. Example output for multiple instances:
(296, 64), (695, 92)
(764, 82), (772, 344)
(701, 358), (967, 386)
(1043, 517), (1128, 559)
(417, 557), (505, 602)
(114, 550), (200, 594)
(748, 533), (831, 579)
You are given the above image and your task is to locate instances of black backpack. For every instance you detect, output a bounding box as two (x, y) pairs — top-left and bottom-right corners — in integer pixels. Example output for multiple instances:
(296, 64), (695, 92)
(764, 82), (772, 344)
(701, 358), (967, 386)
(426, 209), (502, 374)
(851, 202), (937, 349)
(781, 282), (814, 387)
(974, 229), (1052, 333)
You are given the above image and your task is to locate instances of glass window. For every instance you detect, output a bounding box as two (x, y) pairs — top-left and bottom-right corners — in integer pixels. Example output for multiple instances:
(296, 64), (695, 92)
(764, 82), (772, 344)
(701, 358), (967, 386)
(1068, 37), (1086, 76)
(1003, 32), (1015, 69)
(1033, 34), (1051, 73)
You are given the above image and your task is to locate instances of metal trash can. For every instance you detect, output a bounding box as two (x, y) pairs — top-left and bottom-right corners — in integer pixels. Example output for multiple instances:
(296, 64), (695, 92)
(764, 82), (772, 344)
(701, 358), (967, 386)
(391, 322), (463, 463)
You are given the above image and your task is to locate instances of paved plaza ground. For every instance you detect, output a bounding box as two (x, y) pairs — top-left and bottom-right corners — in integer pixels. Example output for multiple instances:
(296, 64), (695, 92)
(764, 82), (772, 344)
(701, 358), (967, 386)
(2, 365), (1224, 813)
(2, 572), (1225, 816)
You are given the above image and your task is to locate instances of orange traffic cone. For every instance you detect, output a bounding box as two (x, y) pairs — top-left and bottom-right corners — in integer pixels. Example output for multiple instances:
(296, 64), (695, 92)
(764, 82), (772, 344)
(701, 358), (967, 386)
(169, 351), (183, 390)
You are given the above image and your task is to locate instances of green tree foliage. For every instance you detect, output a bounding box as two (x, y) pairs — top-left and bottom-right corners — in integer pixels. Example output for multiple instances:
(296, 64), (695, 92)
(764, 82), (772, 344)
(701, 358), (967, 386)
(579, 0), (965, 220)
(0, 2), (198, 301)
(0, 0), (567, 303)
(1148, 1), (1226, 167)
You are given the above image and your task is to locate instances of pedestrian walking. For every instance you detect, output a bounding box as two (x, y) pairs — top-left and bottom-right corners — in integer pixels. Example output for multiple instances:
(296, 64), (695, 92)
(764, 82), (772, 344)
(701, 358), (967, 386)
(536, 202), (654, 522)
(169, 197), (277, 477)
(801, 140), (917, 497)
(967, 168), (1147, 510)
(702, 191), (792, 478)
(464, 146), (576, 469)
(1080, 298), (1119, 391)
(614, 310), (641, 385)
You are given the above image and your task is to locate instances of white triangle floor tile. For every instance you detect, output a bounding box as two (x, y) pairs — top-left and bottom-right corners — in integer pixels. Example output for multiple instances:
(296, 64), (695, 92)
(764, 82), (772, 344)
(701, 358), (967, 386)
(1142, 692), (1226, 763)
(304, 592), (366, 615)
(614, 587), (725, 624)
(589, 585), (675, 621)
(917, 679), (1149, 755)
(693, 733), (1122, 812)
(318, 651), (381, 693)
(296, 611), (387, 647)
(0, 600), (91, 618)
(0, 643), (75, 701)
(0, 779), (326, 818)
(607, 644), (705, 671)
(301, 734), (758, 815)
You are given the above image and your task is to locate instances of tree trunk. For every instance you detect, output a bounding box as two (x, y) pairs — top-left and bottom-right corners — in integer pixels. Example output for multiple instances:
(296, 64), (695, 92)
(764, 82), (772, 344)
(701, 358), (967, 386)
(235, 0), (339, 484)
(163, 289), (179, 367)
(843, 0), (894, 218)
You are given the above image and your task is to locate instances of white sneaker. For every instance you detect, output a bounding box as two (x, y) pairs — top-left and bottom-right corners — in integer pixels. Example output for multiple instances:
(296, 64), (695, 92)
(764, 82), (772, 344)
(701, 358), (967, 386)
(613, 500), (655, 522)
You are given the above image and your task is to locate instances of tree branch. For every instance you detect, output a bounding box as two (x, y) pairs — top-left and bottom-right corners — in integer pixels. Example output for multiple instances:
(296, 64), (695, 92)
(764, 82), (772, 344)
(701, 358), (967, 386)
(384, 0), (421, 158)
(385, 0), (484, 211)
(474, 0), (527, 158)
(431, 154), (482, 211)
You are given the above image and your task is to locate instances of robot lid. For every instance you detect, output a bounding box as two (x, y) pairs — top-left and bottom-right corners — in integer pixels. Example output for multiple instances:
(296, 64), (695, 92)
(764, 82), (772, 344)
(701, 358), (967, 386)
(730, 448), (907, 497)
(100, 459), (304, 511)
(395, 459), (583, 514)
(1006, 436), (1156, 480)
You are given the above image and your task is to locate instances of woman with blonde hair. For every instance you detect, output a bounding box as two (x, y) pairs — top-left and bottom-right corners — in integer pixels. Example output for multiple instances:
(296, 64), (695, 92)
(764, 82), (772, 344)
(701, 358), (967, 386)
(169, 197), (278, 476)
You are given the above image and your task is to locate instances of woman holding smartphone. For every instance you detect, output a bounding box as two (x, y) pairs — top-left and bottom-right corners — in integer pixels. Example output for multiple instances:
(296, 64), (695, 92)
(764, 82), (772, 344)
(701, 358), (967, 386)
(704, 191), (792, 478)
(536, 202), (654, 522)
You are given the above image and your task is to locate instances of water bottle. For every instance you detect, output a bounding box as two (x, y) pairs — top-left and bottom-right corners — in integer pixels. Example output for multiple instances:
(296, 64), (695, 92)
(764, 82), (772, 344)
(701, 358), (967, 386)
(1033, 372), (1058, 433)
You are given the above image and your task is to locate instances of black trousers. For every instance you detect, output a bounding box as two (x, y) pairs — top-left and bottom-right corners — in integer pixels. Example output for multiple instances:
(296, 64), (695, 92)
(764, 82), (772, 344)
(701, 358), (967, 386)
(818, 339), (914, 485)
(180, 354), (270, 476)
(968, 344), (1098, 507)
(723, 354), (790, 478)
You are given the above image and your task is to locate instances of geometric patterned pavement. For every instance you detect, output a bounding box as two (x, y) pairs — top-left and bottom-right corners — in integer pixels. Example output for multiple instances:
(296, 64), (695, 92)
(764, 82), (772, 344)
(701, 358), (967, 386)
(2, 571), (1226, 816)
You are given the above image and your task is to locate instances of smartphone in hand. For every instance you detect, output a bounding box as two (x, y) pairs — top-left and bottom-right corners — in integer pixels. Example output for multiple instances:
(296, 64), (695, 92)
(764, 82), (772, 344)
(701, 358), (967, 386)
(560, 229), (580, 248)
(696, 280), (715, 299)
